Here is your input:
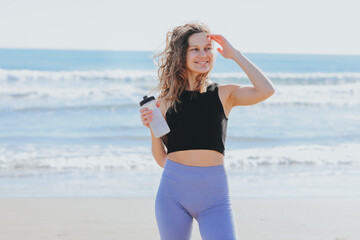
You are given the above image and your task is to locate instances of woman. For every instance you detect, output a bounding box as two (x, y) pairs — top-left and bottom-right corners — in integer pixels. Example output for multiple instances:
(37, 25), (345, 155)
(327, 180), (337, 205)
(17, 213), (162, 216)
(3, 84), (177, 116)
(140, 21), (275, 240)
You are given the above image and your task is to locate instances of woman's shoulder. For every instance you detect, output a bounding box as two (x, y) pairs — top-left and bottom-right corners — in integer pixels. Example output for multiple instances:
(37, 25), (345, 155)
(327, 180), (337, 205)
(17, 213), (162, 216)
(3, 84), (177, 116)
(216, 83), (239, 93)
(206, 81), (219, 91)
(209, 81), (232, 94)
(213, 83), (237, 107)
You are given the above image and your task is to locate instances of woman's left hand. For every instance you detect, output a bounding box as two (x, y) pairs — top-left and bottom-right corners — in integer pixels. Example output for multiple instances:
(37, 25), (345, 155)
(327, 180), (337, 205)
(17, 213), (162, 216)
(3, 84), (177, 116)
(207, 34), (238, 59)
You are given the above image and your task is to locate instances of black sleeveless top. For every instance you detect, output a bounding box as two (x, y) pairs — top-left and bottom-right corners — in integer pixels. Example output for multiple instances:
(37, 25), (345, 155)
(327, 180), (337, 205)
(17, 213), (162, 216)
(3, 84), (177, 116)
(160, 82), (229, 155)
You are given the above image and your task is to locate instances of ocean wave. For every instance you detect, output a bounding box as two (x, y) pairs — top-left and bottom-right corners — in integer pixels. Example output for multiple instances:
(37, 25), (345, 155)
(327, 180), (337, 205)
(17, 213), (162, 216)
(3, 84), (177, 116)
(0, 68), (157, 82)
(0, 81), (358, 112)
(1, 68), (359, 110)
(0, 143), (358, 171)
(1, 68), (360, 84)
(1, 103), (138, 113)
(265, 82), (360, 106)
(213, 72), (360, 83)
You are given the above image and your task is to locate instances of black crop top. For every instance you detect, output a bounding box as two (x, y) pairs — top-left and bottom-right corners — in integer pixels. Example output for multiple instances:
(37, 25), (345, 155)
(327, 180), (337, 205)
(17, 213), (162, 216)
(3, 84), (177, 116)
(160, 82), (229, 155)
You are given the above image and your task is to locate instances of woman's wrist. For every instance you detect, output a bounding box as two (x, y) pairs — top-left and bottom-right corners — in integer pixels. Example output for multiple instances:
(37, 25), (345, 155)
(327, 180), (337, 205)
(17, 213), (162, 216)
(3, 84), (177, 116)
(231, 49), (244, 61)
(150, 128), (161, 140)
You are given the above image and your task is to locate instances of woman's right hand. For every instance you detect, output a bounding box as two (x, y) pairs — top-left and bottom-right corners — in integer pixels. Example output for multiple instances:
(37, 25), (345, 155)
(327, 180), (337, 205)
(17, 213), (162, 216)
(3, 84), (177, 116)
(140, 107), (153, 129)
(140, 101), (161, 129)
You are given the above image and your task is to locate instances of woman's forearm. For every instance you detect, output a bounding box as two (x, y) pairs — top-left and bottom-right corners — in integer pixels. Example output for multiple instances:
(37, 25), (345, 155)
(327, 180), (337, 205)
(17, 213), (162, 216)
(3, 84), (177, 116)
(232, 50), (275, 95)
(150, 129), (167, 168)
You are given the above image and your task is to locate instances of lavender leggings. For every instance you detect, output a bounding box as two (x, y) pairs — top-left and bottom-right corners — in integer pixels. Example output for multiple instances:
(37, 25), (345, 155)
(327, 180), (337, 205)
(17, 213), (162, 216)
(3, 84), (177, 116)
(155, 158), (238, 240)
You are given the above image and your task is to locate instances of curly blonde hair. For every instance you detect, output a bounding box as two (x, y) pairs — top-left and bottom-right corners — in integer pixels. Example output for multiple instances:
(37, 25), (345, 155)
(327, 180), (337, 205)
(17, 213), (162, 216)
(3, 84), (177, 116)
(149, 21), (215, 114)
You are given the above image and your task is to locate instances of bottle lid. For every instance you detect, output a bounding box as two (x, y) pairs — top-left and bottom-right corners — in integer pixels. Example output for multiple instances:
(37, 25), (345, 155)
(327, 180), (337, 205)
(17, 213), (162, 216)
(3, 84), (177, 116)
(139, 95), (155, 107)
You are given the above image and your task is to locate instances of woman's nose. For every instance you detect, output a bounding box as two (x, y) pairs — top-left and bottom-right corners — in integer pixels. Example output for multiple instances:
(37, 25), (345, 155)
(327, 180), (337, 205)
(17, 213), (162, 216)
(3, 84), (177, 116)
(198, 49), (207, 56)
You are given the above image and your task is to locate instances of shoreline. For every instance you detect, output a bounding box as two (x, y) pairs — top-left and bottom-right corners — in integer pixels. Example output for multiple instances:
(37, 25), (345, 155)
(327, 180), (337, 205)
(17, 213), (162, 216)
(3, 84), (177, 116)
(0, 197), (358, 240)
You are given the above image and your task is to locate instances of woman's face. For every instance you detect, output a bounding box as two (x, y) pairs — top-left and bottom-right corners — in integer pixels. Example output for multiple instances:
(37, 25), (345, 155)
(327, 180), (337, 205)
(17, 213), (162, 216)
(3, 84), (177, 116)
(185, 32), (214, 76)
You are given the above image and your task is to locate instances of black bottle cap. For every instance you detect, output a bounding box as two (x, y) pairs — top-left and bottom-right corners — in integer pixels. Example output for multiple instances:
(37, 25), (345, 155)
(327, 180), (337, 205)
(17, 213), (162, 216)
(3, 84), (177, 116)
(139, 95), (155, 107)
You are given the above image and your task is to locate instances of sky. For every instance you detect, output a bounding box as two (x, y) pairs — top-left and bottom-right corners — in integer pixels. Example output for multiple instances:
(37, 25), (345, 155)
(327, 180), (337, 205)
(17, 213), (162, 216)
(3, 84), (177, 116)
(0, 0), (359, 55)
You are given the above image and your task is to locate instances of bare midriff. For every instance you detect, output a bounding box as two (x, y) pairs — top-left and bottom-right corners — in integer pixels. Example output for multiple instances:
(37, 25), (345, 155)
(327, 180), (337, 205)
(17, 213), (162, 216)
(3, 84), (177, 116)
(166, 149), (224, 167)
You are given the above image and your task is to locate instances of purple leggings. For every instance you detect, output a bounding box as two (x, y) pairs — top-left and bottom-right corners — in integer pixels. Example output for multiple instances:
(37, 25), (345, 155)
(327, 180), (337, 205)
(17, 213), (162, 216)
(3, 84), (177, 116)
(155, 158), (238, 240)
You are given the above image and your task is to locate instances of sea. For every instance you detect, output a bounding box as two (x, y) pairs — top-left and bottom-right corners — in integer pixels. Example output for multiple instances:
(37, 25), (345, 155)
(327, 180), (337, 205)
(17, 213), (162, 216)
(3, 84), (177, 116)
(0, 48), (359, 198)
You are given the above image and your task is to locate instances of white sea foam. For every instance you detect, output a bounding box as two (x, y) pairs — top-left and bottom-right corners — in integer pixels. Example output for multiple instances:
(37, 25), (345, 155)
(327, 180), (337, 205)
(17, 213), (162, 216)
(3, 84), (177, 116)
(212, 72), (360, 81)
(1, 68), (359, 110)
(0, 143), (358, 173)
(0, 68), (157, 82)
(225, 143), (360, 168)
(263, 82), (360, 106)
(1, 68), (360, 83)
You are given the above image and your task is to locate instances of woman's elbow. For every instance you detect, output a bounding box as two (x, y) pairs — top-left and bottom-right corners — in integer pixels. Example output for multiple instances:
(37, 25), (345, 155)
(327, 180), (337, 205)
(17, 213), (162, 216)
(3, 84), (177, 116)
(263, 88), (275, 99)
(268, 89), (275, 97)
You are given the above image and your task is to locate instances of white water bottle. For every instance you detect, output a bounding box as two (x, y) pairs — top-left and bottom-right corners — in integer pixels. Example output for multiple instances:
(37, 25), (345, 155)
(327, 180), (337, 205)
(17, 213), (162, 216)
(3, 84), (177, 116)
(139, 95), (170, 138)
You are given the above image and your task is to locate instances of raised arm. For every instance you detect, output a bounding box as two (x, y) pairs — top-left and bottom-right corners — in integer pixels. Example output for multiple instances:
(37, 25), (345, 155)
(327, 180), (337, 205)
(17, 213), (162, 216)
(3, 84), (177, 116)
(208, 34), (275, 107)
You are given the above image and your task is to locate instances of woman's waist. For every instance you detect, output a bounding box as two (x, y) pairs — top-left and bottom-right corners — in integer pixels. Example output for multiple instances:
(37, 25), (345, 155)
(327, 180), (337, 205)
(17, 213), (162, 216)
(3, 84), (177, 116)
(166, 149), (224, 167)
(163, 156), (226, 179)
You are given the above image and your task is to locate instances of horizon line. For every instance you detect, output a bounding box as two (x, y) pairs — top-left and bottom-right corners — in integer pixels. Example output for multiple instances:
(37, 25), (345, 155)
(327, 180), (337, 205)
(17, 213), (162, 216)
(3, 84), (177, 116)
(0, 47), (360, 56)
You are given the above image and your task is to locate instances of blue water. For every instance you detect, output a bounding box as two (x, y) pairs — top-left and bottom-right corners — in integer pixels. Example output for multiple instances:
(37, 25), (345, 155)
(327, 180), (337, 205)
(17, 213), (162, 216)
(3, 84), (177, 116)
(1, 49), (360, 72)
(0, 48), (359, 198)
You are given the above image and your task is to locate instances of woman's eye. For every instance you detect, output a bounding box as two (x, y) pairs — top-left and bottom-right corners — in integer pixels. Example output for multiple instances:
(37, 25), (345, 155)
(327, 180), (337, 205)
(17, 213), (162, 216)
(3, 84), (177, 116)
(191, 48), (212, 51)
(190, 48), (212, 52)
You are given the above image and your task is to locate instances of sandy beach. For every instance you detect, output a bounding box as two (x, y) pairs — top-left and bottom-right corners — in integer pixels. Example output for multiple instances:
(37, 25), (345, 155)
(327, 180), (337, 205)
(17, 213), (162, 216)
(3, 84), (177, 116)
(0, 198), (358, 240)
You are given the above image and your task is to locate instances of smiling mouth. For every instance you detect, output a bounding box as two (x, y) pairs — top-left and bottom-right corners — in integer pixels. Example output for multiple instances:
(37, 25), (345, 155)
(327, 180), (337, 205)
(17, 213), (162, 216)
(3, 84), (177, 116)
(195, 61), (209, 65)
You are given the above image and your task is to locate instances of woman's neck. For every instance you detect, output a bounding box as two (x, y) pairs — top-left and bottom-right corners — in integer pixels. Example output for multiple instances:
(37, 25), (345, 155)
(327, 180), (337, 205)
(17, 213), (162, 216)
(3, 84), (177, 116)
(185, 73), (198, 91)
(185, 80), (210, 93)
